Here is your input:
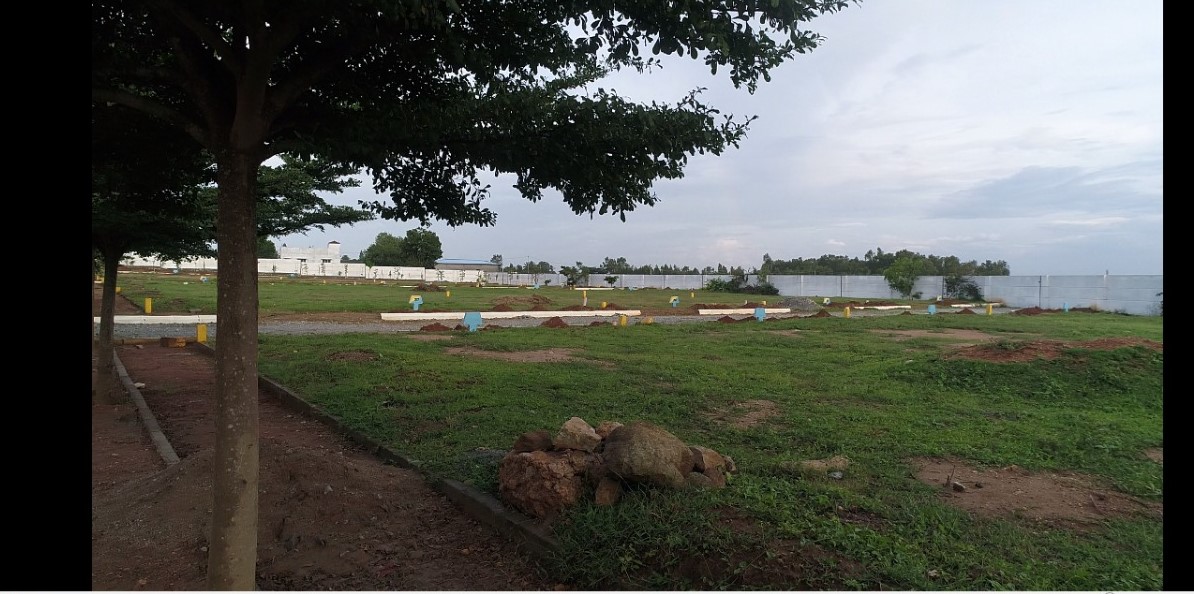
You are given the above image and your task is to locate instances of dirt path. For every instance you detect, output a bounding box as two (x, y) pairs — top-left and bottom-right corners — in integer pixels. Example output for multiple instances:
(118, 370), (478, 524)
(92, 340), (555, 590)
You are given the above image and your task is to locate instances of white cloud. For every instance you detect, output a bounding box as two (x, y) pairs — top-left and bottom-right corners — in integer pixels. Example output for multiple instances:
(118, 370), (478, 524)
(275, 0), (1163, 276)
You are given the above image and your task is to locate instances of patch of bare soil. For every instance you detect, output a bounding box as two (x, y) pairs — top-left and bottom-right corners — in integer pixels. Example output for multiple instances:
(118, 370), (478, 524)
(263, 312), (383, 324)
(1144, 448), (1163, 464)
(869, 328), (1035, 348)
(92, 344), (554, 590)
(493, 295), (552, 308)
(806, 310), (832, 318)
(406, 333), (455, 342)
(325, 350), (379, 362)
(443, 346), (584, 363)
(419, 322), (453, 332)
(707, 400), (782, 430)
(540, 317), (569, 328)
(491, 304), (514, 312)
(766, 330), (804, 337)
(948, 337), (1162, 363)
(912, 458), (1162, 529)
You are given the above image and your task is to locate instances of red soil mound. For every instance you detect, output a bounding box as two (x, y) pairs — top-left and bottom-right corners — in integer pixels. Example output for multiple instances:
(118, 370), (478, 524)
(717, 315), (737, 323)
(957, 308), (977, 315)
(589, 321), (611, 326)
(1014, 307), (1045, 315)
(419, 322), (452, 331)
(807, 310), (832, 318)
(540, 317), (569, 328)
(491, 304), (514, 312)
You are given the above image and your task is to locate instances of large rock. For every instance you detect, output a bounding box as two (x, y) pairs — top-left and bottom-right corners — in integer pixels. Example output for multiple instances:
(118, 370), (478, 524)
(511, 430), (553, 453)
(602, 421), (695, 489)
(690, 445), (728, 473)
(553, 417), (602, 452)
(594, 421), (624, 439)
(498, 450), (589, 518)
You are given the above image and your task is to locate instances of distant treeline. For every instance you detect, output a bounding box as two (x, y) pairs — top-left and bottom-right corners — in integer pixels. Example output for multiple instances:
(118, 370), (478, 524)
(759, 248), (1010, 276)
(500, 248), (1010, 277)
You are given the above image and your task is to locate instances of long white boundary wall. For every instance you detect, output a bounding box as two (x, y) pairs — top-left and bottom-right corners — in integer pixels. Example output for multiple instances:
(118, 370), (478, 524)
(120, 256), (1163, 315)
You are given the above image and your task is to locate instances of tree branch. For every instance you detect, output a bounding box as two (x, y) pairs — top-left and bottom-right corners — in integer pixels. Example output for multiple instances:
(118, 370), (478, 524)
(152, 0), (244, 77)
(92, 88), (207, 146)
(265, 34), (375, 124)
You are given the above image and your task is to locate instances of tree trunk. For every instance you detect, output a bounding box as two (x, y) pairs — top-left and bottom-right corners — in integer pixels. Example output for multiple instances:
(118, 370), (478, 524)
(93, 251), (123, 404)
(207, 150), (261, 591)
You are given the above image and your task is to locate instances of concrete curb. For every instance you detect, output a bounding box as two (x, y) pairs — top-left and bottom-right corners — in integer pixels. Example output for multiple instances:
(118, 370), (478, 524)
(191, 342), (561, 559)
(112, 350), (181, 467)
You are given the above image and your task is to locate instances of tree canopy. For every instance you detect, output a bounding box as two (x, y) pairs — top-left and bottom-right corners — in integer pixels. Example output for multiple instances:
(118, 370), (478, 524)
(360, 228), (444, 268)
(92, 0), (855, 587)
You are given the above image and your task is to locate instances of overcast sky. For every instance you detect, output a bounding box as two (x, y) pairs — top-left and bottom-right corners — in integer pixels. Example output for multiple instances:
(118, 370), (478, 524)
(274, 0), (1163, 276)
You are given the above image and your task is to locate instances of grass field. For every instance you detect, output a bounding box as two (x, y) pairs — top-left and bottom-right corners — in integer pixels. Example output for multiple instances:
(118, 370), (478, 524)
(108, 272), (1164, 588)
(110, 271), (932, 316)
(241, 307), (1163, 590)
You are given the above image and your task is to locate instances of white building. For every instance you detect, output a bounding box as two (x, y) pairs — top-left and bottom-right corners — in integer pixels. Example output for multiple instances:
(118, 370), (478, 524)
(277, 241), (341, 276)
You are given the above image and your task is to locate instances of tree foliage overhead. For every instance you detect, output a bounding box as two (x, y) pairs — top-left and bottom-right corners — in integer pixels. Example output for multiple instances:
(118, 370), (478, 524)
(93, 0), (854, 227)
(91, 104), (214, 263)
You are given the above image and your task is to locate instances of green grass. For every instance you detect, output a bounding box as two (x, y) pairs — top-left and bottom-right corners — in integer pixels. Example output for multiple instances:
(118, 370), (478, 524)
(111, 272), (781, 314)
(251, 311), (1163, 590)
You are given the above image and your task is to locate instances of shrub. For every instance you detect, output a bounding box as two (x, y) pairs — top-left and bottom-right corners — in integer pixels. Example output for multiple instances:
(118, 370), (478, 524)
(944, 274), (984, 301)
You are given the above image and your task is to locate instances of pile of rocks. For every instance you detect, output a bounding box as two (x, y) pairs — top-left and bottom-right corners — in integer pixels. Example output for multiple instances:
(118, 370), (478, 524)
(497, 417), (735, 520)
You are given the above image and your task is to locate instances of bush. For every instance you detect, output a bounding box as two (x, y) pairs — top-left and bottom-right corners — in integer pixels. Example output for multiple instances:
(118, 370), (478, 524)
(944, 274), (984, 301)
(704, 275), (778, 295)
(704, 277), (737, 292)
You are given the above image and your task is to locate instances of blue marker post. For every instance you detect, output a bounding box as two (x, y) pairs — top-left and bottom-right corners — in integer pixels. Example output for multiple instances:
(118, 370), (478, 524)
(409, 295), (423, 311)
(462, 312), (483, 332)
(927, 304), (937, 315)
(1063, 302), (1070, 312)
(754, 307), (766, 321)
(669, 296), (679, 308)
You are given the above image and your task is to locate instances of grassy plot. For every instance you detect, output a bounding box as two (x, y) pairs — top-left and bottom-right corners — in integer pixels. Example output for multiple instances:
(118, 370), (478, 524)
(112, 273), (779, 315)
(256, 312), (1163, 590)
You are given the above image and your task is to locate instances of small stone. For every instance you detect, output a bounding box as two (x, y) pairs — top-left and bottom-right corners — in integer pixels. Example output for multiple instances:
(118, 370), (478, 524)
(324, 484), (334, 493)
(950, 480), (966, 492)
(594, 477), (622, 506)
(974, 482), (984, 488)
(828, 471), (844, 480)
(133, 382), (146, 389)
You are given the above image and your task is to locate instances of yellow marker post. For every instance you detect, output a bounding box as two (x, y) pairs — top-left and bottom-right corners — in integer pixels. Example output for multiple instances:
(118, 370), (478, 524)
(618, 315), (628, 327)
(643, 316), (655, 325)
(601, 301), (607, 309)
(408, 294), (421, 304)
(762, 300), (767, 306)
(690, 291), (695, 298)
(115, 287), (121, 294)
(446, 290), (451, 298)
(844, 306), (851, 318)
(197, 324), (208, 343)
(986, 304), (993, 316)
(144, 298), (152, 314)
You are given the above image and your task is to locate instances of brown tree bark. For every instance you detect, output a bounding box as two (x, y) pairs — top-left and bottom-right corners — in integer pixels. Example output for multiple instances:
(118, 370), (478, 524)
(93, 252), (124, 404)
(206, 150), (262, 590)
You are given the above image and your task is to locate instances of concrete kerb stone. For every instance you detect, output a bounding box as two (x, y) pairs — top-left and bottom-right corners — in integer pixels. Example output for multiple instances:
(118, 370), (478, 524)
(112, 350), (181, 467)
(189, 342), (561, 559)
